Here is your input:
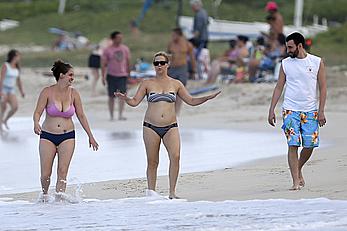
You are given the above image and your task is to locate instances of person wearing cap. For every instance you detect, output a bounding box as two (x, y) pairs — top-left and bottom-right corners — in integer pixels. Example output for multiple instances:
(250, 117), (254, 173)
(265, 1), (284, 39)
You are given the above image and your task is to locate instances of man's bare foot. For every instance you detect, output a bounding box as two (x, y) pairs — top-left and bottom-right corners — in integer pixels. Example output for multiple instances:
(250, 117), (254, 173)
(290, 184), (301, 190)
(299, 171), (305, 187)
(118, 116), (127, 121)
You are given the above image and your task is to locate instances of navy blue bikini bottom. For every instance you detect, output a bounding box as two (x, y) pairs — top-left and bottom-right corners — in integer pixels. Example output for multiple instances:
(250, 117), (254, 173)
(40, 130), (75, 146)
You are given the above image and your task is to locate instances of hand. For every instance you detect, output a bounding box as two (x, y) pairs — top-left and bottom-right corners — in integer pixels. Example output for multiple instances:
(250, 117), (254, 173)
(114, 91), (128, 100)
(21, 91), (25, 98)
(34, 122), (42, 135)
(102, 77), (106, 86)
(89, 136), (99, 151)
(207, 91), (221, 100)
(268, 110), (276, 127)
(318, 111), (326, 127)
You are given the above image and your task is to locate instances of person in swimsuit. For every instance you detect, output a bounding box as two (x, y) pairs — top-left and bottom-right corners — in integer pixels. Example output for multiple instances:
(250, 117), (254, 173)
(33, 60), (99, 202)
(115, 51), (220, 199)
(167, 27), (196, 114)
(0, 49), (25, 134)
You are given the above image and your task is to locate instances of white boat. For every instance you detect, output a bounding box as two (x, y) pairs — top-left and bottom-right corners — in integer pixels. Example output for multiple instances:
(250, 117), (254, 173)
(0, 19), (19, 31)
(179, 16), (328, 41)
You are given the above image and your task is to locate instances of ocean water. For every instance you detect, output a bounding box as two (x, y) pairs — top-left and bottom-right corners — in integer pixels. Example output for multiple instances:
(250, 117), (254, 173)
(0, 118), (344, 230)
(0, 117), (289, 195)
(0, 196), (346, 231)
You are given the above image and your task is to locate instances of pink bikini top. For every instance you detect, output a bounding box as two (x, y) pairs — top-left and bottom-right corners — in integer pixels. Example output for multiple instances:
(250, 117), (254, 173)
(46, 87), (75, 118)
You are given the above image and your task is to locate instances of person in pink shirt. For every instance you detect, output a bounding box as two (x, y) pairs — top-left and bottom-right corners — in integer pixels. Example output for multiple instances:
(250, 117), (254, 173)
(102, 31), (131, 121)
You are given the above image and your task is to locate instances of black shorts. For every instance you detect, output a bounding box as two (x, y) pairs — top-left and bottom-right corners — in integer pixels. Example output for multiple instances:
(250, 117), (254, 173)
(88, 54), (101, 68)
(106, 75), (127, 97)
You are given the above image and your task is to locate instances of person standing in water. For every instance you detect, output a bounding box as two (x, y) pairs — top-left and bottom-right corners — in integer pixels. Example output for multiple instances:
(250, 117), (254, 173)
(116, 51), (220, 199)
(33, 60), (99, 202)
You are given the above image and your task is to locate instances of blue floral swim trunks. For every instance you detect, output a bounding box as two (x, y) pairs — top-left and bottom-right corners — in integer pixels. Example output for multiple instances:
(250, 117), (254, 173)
(281, 110), (319, 148)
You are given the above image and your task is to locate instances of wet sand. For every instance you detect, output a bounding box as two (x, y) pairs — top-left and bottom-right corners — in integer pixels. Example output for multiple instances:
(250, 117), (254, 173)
(2, 67), (347, 201)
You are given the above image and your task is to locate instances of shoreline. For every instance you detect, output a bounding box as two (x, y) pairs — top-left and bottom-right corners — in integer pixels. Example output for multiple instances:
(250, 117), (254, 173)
(1, 67), (346, 202)
(2, 111), (346, 202)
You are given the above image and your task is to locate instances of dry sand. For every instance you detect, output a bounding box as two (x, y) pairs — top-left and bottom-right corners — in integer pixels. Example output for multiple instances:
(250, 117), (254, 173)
(2, 66), (347, 201)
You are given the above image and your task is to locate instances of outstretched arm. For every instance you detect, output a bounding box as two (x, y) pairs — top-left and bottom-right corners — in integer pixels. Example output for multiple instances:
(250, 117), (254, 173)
(268, 65), (286, 126)
(176, 81), (221, 106)
(317, 59), (327, 127)
(73, 89), (99, 151)
(115, 80), (147, 107)
(33, 87), (48, 135)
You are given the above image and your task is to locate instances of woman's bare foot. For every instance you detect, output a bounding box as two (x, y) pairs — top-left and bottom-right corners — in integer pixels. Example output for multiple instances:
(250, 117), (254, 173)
(118, 116), (127, 121)
(169, 193), (181, 199)
(3, 120), (9, 130)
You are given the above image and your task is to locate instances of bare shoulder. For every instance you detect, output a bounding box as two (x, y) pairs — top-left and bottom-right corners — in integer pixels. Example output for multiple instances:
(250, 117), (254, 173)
(70, 87), (80, 97)
(40, 86), (51, 95)
(140, 78), (152, 88)
(170, 77), (183, 89)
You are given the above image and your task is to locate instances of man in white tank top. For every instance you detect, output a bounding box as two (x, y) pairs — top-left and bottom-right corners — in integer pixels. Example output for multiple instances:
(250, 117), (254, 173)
(267, 32), (327, 190)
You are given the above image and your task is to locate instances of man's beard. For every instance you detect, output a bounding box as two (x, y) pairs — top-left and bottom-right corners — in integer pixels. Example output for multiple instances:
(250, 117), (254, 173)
(288, 48), (299, 58)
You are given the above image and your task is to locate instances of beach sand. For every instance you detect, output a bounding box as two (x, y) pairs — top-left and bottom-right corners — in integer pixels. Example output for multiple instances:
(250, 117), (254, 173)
(2, 66), (347, 201)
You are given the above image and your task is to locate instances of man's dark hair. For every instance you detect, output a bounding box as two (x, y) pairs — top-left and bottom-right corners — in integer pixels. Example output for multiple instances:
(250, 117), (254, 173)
(172, 27), (183, 36)
(285, 32), (305, 47)
(110, 31), (121, 39)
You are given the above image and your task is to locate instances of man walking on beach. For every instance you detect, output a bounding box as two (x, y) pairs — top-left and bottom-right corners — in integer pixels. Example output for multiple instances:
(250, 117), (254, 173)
(268, 32), (327, 190)
(102, 31), (131, 121)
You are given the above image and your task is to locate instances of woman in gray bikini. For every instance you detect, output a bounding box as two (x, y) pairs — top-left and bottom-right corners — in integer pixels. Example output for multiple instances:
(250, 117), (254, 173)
(116, 51), (220, 199)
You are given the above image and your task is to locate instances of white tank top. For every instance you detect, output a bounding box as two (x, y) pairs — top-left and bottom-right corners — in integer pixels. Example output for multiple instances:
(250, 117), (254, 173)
(3, 62), (19, 88)
(282, 53), (321, 112)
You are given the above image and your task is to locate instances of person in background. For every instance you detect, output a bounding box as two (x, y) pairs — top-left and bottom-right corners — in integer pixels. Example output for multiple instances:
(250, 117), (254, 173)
(190, 0), (209, 59)
(88, 38), (112, 96)
(265, 1), (284, 39)
(206, 35), (249, 84)
(102, 31), (131, 121)
(168, 27), (196, 114)
(33, 60), (98, 202)
(0, 49), (25, 134)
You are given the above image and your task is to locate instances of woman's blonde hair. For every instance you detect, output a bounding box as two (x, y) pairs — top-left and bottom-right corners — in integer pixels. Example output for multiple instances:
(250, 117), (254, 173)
(153, 51), (171, 63)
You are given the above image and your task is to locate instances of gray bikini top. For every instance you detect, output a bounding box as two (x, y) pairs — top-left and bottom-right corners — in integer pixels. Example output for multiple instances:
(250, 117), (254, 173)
(147, 92), (176, 103)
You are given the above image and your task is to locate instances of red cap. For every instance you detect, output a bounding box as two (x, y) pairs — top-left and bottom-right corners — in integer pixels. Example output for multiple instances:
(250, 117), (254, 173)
(266, 1), (278, 11)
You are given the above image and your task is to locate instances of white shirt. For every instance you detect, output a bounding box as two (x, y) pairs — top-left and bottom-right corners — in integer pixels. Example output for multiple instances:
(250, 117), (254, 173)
(3, 62), (19, 88)
(282, 53), (321, 112)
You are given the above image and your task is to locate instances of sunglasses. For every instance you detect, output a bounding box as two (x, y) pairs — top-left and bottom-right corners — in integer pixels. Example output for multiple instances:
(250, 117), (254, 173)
(153, 61), (168, 66)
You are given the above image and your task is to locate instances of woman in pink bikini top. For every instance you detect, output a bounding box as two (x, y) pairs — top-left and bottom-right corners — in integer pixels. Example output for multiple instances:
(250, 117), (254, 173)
(33, 60), (98, 202)
(46, 87), (75, 118)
